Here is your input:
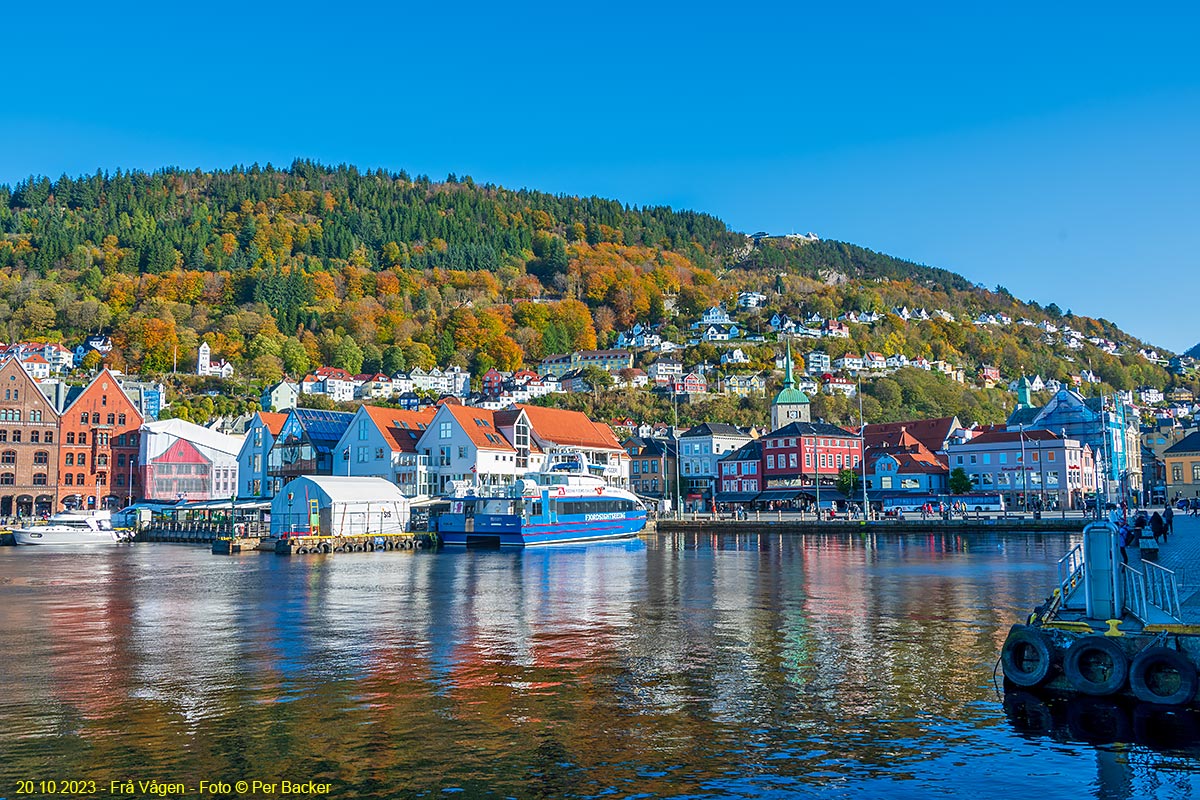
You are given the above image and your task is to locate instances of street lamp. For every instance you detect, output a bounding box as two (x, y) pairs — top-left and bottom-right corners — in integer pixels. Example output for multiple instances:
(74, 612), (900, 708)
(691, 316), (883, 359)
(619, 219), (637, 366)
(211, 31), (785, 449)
(673, 392), (682, 520)
(126, 455), (136, 507)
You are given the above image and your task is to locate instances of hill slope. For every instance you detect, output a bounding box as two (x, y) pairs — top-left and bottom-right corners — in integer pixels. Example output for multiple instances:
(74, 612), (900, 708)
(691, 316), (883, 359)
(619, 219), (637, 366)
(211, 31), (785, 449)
(0, 161), (1186, 425)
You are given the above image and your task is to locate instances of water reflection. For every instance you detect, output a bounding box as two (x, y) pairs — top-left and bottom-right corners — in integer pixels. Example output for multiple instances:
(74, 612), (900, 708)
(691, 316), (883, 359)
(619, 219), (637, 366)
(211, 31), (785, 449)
(1, 532), (1198, 798)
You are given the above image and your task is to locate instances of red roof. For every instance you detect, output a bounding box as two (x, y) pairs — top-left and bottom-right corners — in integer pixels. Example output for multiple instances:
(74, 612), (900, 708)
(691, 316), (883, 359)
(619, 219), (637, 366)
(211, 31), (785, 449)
(967, 429), (1062, 446)
(363, 406), (437, 453)
(511, 404), (623, 451)
(442, 405), (515, 451)
(863, 417), (960, 453)
(259, 412), (289, 436)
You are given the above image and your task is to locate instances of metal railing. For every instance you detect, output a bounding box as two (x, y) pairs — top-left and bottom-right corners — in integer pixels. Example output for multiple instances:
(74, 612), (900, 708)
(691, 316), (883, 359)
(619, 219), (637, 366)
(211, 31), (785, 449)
(1120, 560), (1182, 623)
(1058, 543), (1085, 608)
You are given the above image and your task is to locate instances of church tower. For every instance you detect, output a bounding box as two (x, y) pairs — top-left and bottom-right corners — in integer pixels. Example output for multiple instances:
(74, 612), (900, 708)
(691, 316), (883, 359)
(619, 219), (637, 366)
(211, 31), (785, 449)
(771, 340), (811, 430)
(197, 341), (211, 377)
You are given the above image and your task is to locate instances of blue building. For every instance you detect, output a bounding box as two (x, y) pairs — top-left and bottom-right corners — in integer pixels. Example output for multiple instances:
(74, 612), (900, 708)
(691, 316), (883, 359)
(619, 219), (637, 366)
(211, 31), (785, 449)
(1007, 384), (1140, 502)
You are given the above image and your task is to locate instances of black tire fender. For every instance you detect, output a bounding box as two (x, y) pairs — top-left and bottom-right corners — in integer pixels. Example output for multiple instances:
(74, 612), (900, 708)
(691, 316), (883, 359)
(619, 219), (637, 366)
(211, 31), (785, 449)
(1064, 636), (1129, 696)
(1130, 646), (1198, 706)
(1002, 625), (1057, 687)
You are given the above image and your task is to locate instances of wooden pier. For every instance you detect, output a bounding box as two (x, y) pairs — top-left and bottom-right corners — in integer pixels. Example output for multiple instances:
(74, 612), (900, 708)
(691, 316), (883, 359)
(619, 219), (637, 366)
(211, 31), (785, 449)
(274, 532), (436, 555)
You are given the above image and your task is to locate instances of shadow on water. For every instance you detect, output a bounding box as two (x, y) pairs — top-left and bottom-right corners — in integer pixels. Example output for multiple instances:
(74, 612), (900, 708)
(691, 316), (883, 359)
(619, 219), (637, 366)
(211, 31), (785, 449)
(1004, 684), (1200, 753)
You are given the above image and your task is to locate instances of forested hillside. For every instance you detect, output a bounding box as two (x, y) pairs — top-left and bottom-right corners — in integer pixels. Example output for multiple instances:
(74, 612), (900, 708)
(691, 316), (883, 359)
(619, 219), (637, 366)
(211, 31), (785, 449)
(0, 161), (1184, 426)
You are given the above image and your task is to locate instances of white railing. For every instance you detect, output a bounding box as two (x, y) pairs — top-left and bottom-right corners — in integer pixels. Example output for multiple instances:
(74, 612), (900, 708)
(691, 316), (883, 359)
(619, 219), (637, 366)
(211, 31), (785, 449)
(1120, 561), (1182, 623)
(1058, 543), (1085, 608)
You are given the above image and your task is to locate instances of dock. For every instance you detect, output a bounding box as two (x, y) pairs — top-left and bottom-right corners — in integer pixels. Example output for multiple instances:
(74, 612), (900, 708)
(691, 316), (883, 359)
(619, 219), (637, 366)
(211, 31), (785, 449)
(656, 513), (1088, 536)
(1001, 511), (1200, 714)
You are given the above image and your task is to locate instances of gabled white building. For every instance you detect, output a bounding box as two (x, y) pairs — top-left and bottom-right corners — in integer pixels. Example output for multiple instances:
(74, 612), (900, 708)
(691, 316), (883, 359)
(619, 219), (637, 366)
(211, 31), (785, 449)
(336, 405), (437, 497)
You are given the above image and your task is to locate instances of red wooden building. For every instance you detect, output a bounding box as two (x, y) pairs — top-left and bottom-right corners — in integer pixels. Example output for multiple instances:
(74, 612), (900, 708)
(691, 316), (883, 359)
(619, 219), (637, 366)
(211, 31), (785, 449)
(56, 368), (143, 510)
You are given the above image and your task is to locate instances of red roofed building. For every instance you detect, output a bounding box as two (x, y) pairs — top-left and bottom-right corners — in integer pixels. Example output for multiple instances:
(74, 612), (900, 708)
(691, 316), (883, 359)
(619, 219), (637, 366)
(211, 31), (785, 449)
(946, 428), (1096, 511)
(337, 405), (438, 496)
(864, 428), (949, 497)
(57, 368), (143, 510)
(862, 416), (965, 455)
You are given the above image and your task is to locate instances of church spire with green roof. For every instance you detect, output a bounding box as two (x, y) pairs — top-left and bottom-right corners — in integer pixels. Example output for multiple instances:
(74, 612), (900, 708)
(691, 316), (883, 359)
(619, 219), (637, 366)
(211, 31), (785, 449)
(771, 339), (811, 429)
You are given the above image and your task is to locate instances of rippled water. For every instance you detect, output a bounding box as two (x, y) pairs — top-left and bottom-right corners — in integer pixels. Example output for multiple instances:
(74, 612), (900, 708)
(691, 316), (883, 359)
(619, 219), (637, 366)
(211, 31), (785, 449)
(2, 531), (1199, 799)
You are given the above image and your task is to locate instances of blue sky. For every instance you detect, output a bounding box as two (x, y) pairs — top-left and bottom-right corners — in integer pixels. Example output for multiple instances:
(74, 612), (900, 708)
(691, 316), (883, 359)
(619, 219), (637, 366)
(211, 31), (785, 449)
(3, 3), (1197, 351)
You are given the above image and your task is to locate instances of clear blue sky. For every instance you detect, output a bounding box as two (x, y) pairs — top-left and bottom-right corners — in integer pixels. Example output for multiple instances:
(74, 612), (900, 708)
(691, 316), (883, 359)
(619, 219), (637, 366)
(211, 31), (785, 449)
(3, 3), (1197, 351)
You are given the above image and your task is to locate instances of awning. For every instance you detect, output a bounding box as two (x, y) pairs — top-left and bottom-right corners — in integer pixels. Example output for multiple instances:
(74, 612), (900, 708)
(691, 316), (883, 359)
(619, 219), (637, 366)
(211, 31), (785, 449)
(715, 492), (760, 504)
(755, 488), (807, 502)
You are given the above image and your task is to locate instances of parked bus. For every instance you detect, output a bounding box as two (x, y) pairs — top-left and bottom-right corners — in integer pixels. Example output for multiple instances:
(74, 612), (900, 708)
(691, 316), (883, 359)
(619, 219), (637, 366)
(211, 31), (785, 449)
(958, 492), (1005, 513)
(881, 495), (944, 514)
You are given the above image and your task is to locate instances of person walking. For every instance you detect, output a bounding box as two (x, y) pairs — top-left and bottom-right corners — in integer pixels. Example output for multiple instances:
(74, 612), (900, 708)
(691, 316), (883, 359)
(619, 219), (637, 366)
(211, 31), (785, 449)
(1150, 511), (1166, 545)
(1164, 505), (1174, 538)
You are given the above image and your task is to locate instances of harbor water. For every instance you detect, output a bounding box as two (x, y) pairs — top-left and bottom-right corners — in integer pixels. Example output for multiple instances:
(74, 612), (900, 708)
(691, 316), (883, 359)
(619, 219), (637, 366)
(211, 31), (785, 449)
(2, 531), (1199, 799)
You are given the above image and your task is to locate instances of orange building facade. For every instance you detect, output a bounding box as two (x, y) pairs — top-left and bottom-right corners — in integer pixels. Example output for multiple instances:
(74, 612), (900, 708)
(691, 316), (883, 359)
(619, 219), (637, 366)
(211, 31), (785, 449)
(56, 369), (143, 511)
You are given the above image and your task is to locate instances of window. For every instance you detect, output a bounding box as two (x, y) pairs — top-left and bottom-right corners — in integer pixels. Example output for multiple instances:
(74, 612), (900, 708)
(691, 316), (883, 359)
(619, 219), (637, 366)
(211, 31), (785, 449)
(0, 474), (13, 486)
(81, 412), (89, 424)
(65, 453), (75, 466)
(440, 422), (452, 439)
(789, 453), (798, 469)
(1193, 464), (1200, 482)
(76, 473), (84, 485)
(45, 431), (52, 444)
(1032, 452), (1039, 463)
(0, 451), (13, 465)
(118, 414), (126, 426)
(970, 455), (977, 464)
(458, 446), (467, 459)
(34, 451), (47, 465)
(33, 474), (46, 486)
(357, 446), (368, 463)
(30, 431), (38, 443)
(102, 395), (107, 406)
(64, 473), (74, 485)
(0, 431), (6, 444)
(375, 448), (385, 459)
(1048, 451), (1056, 462)
(78, 433), (86, 445)
(11, 431), (18, 443)
(92, 412), (100, 424)
(633, 461), (640, 474)
(1174, 465), (1183, 482)
(96, 473), (107, 486)
(96, 454), (108, 467)
(358, 419), (368, 440)
(805, 454), (811, 468)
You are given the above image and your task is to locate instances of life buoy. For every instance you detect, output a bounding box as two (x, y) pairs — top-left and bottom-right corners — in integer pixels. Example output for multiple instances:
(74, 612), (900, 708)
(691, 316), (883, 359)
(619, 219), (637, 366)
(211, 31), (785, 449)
(1063, 636), (1129, 696)
(1129, 646), (1198, 706)
(1001, 625), (1056, 687)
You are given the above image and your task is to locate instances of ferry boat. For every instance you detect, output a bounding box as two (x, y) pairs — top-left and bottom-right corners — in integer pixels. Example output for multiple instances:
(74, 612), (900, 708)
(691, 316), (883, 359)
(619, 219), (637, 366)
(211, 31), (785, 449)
(437, 449), (647, 547)
(11, 510), (131, 546)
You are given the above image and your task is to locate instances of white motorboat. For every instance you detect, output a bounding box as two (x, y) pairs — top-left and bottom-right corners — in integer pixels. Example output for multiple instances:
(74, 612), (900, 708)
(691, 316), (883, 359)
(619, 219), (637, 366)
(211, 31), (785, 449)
(11, 510), (130, 546)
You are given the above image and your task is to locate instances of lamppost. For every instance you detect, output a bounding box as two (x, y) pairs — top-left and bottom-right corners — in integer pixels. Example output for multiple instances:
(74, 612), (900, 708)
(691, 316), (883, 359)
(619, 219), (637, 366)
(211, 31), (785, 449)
(814, 436), (821, 523)
(1019, 425), (1029, 514)
(673, 392), (682, 520)
(126, 455), (136, 507)
(858, 378), (868, 519)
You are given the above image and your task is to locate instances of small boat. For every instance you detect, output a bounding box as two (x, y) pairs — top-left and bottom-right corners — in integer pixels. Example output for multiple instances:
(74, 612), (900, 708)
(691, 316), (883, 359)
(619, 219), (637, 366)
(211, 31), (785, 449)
(11, 510), (131, 546)
(437, 448), (647, 547)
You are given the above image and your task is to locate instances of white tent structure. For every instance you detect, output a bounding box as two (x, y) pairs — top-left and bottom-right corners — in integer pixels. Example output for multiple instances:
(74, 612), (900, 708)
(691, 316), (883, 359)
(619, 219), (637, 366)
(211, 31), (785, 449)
(270, 476), (411, 538)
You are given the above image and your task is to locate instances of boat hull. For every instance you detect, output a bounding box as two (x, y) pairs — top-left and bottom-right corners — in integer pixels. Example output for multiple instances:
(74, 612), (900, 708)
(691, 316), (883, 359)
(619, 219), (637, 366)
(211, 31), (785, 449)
(12, 528), (123, 546)
(438, 511), (647, 547)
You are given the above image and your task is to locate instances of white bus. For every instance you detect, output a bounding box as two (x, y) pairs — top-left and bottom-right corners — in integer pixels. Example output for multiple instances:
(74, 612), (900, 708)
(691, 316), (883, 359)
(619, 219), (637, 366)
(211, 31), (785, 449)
(957, 493), (1005, 513)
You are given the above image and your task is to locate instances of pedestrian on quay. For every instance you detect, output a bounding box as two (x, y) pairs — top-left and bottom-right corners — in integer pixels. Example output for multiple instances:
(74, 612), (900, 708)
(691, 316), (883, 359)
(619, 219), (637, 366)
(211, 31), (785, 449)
(1118, 520), (1135, 564)
(1164, 505), (1174, 537)
(1150, 511), (1166, 544)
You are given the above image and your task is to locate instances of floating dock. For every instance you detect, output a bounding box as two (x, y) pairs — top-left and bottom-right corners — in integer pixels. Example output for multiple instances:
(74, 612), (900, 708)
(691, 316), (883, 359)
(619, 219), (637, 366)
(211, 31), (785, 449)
(1001, 513), (1200, 708)
(273, 532), (436, 555)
